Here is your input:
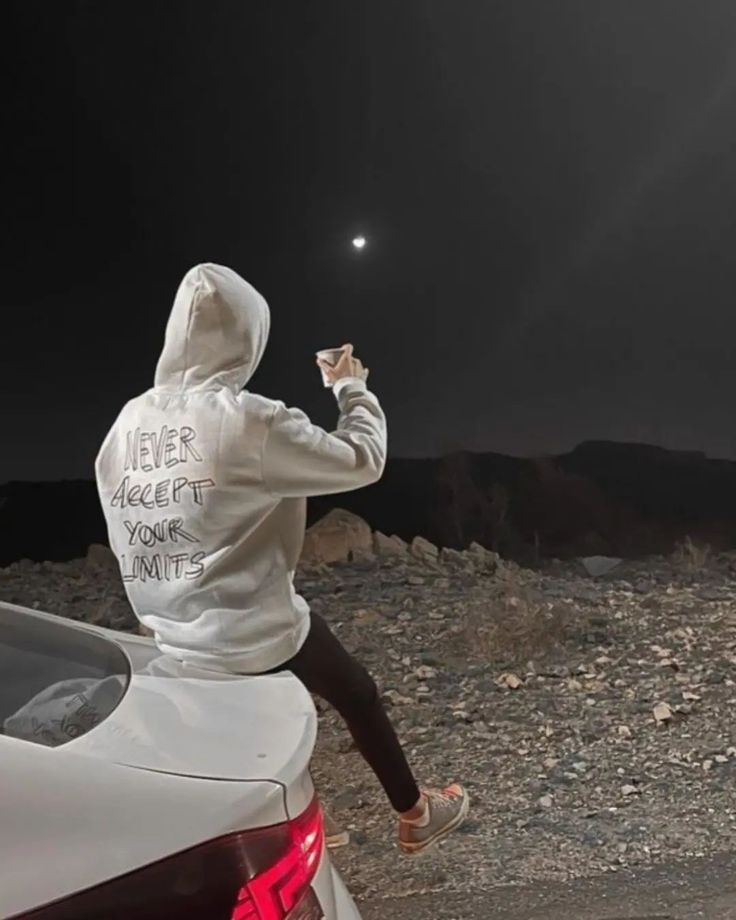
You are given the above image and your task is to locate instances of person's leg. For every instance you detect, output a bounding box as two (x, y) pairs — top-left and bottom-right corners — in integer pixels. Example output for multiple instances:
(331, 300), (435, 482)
(274, 612), (469, 853)
(277, 611), (420, 813)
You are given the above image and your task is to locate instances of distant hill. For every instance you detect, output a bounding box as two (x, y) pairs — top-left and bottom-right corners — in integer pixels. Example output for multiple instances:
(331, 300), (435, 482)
(2, 441), (735, 566)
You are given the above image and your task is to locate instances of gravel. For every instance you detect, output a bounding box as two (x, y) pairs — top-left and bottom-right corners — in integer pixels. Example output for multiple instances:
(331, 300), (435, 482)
(3, 544), (736, 901)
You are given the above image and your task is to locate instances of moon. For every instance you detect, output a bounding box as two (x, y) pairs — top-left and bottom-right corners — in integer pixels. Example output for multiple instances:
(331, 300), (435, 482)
(352, 235), (367, 250)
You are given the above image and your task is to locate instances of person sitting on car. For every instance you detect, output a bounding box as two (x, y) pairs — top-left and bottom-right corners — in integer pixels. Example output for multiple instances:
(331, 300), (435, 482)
(95, 262), (469, 854)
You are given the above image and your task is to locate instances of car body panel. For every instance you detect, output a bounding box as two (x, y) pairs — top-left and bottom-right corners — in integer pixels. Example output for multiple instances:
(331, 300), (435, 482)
(316, 860), (364, 920)
(0, 734), (287, 918)
(69, 666), (317, 788)
(0, 601), (362, 919)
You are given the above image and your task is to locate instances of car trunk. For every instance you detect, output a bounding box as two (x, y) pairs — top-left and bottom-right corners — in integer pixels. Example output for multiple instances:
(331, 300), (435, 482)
(69, 649), (318, 786)
(1, 603), (318, 787)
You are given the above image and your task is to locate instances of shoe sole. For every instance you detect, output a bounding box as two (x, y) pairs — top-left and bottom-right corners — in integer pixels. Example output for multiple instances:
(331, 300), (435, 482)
(399, 793), (471, 855)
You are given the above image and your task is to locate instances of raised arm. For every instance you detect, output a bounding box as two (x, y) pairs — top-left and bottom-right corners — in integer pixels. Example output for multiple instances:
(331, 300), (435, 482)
(262, 370), (387, 498)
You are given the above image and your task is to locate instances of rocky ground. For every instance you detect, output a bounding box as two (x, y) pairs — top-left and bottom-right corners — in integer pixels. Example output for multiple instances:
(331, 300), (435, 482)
(3, 532), (736, 903)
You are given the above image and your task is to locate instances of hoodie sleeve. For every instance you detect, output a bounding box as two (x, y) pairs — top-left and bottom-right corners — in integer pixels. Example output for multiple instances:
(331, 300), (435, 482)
(262, 377), (387, 498)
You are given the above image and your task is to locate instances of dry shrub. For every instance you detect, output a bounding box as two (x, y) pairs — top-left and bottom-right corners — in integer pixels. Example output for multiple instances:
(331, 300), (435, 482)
(515, 458), (614, 555)
(672, 535), (711, 574)
(464, 569), (568, 664)
(433, 453), (515, 554)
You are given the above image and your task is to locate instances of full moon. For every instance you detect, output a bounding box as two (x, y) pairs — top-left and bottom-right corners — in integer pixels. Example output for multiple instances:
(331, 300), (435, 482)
(352, 235), (367, 250)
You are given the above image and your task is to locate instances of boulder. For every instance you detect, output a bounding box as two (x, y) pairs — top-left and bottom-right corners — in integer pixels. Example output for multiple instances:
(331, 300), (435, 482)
(17, 558), (39, 574)
(85, 544), (119, 573)
(301, 509), (373, 565)
(439, 546), (468, 568)
(373, 531), (409, 557)
(410, 536), (439, 562)
(580, 555), (622, 578)
(467, 541), (500, 573)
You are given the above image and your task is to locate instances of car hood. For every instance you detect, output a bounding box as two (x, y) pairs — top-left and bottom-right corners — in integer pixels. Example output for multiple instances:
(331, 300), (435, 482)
(68, 649), (318, 785)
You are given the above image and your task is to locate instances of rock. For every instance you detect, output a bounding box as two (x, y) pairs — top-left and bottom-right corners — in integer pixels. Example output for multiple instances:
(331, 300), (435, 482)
(410, 536), (439, 562)
(439, 547), (468, 568)
(497, 672), (524, 690)
(383, 689), (413, 706)
(538, 794), (554, 809)
(353, 608), (382, 626)
(580, 556), (623, 578)
(85, 544), (118, 573)
(331, 788), (363, 811)
(621, 784), (639, 796)
(453, 709), (473, 722)
(467, 542), (500, 573)
(349, 547), (377, 566)
(653, 702), (674, 724)
(373, 531), (408, 557)
(468, 541), (494, 558)
(414, 665), (437, 680)
(301, 509), (373, 565)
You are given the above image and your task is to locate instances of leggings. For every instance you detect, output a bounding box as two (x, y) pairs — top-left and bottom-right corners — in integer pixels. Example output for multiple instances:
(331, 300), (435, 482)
(268, 612), (421, 814)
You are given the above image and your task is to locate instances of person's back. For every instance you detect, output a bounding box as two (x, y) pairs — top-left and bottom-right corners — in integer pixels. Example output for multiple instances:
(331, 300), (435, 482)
(95, 263), (385, 673)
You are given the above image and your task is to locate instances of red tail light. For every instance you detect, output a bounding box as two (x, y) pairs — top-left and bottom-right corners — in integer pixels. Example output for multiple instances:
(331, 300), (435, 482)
(232, 798), (324, 920)
(17, 799), (325, 920)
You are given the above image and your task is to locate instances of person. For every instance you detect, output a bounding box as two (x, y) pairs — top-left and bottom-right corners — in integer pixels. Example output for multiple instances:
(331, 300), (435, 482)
(95, 263), (469, 854)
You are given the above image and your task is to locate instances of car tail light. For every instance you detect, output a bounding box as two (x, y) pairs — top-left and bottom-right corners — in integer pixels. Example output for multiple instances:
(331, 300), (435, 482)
(16, 798), (325, 920)
(232, 797), (324, 920)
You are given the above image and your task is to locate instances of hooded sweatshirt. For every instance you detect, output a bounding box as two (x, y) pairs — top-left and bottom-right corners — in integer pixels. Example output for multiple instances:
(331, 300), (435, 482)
(95, 263), (386, 673)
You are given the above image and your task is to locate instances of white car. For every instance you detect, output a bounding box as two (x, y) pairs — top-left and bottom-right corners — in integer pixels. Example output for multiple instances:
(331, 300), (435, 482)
(0, 600), (362, 920)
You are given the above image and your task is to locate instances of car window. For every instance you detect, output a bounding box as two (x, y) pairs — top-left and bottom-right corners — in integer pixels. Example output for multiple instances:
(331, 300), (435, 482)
(0, 604), (130, 747)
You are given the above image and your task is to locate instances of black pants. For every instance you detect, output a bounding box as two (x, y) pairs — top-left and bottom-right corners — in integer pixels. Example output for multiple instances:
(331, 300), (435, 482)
(269, 612), (421, 814)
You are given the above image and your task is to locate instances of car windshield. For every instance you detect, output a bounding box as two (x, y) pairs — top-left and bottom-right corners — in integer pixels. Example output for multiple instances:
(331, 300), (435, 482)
(0, 604), (130, 748)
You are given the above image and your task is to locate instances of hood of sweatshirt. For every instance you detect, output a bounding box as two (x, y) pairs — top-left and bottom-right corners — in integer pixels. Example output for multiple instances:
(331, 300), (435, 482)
(154, 263), (271, 393)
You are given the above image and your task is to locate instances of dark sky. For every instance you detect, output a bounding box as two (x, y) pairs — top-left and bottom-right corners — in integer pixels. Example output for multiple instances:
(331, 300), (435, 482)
(5, 1), (736, 481)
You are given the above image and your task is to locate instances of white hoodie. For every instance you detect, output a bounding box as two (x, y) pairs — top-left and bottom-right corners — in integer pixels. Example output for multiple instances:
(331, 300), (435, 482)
(95, 263), (386, 673)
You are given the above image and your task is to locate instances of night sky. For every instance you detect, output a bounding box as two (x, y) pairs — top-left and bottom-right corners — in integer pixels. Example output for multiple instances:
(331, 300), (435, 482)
(6, 1), (736, 482)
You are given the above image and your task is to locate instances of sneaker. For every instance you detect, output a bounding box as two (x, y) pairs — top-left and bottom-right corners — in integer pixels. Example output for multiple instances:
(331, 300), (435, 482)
(398, 784), (470, 855)
(323, 810), (350, 849)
